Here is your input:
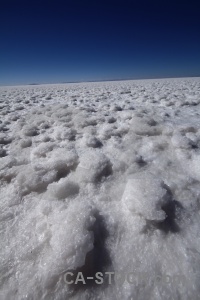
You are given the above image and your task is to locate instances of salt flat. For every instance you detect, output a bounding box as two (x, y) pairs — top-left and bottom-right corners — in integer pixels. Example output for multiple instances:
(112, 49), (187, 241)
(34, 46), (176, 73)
(1, 78), (200, 300)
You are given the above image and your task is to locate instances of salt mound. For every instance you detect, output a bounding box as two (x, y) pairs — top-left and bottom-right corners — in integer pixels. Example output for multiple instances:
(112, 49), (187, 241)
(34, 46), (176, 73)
(47, 178), (80, 200)
(76, 150), (112, 183)
(122, 172), (169, 221)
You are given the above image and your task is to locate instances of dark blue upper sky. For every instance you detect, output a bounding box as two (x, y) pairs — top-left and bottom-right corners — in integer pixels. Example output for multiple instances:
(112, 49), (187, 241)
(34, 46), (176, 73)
(1, 0), (200, 85)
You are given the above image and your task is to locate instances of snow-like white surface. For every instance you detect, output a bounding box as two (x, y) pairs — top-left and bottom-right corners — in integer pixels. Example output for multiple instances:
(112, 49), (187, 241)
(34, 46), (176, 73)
(1, 78), (200, 299)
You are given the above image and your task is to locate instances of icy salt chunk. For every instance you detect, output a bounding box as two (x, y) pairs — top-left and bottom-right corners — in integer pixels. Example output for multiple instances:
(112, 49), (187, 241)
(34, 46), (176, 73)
(129, 115), (159, 136)
(41, 169), (57, 183)
(23, 126), (39, 137)
(40, 135), (51, 142)
(187, 153), (200, 181)
(138, 138), (164, 162)
(15, 168), (56, 195)
(53, 127), (77, 141)
(15, 168), (42, 195)
(0, 133), (12, 145)
(47, 179), (80, 200)
(77, 150), (112, 183)
(107, 116), (116, 123)
(179, 125), (197, 134)
(48, 148), (78, 167)
(118, 111), (132, 120)
(162, 125), (174, 136)
(0, 156), (17, 171)
(30, 142), (55, 159)
(20, 138), (32, 148)
(31, 148), (79, 186)
(111, 105), (123, 111)
(98, 124), (117, 139)
(49, 203), (95, 269)
(171, 133), (191, 149)
(185, 132), (198, 142)
(85, 117), (97, 126)
(147, 118), (157, 126)
(82, 134), (103, 148)
(122, 172), (168, 220)
(116, 124), (130, 136)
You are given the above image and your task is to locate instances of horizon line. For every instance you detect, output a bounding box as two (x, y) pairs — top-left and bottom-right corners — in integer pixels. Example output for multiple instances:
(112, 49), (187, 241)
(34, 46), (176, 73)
(1, 75), (200, 87)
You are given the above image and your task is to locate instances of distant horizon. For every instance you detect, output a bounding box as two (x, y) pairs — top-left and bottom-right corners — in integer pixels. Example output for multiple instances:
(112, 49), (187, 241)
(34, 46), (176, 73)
(1, 68), (200, 87)
(1, 75), (200, 88)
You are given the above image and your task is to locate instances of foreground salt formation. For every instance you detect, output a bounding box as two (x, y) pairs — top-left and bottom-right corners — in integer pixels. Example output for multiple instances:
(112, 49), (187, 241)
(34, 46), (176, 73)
(1, 78), (200, 299)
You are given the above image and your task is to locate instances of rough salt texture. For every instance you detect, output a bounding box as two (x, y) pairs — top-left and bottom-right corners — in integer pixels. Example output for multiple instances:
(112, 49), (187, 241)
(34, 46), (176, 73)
(1, 78), (200, 300)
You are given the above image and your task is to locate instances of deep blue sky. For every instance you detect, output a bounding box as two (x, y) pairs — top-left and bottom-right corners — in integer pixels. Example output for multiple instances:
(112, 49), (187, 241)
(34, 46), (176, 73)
(1, 0), (200, 85)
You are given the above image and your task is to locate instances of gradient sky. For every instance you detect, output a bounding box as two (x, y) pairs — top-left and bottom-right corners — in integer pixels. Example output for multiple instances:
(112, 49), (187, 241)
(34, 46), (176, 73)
(1, 0), (200, 85)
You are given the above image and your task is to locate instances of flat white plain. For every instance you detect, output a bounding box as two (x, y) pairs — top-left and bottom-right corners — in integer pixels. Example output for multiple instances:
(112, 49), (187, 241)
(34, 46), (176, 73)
(1, 78), (200, 300)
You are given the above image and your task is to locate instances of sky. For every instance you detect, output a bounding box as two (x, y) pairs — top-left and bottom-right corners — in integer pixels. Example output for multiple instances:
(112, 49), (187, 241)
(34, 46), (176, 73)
(0, 0), (200, 85)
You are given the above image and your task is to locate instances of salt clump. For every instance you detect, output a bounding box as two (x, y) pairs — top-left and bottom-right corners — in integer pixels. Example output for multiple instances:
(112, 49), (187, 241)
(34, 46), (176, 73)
(122, 172), (169, 221)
